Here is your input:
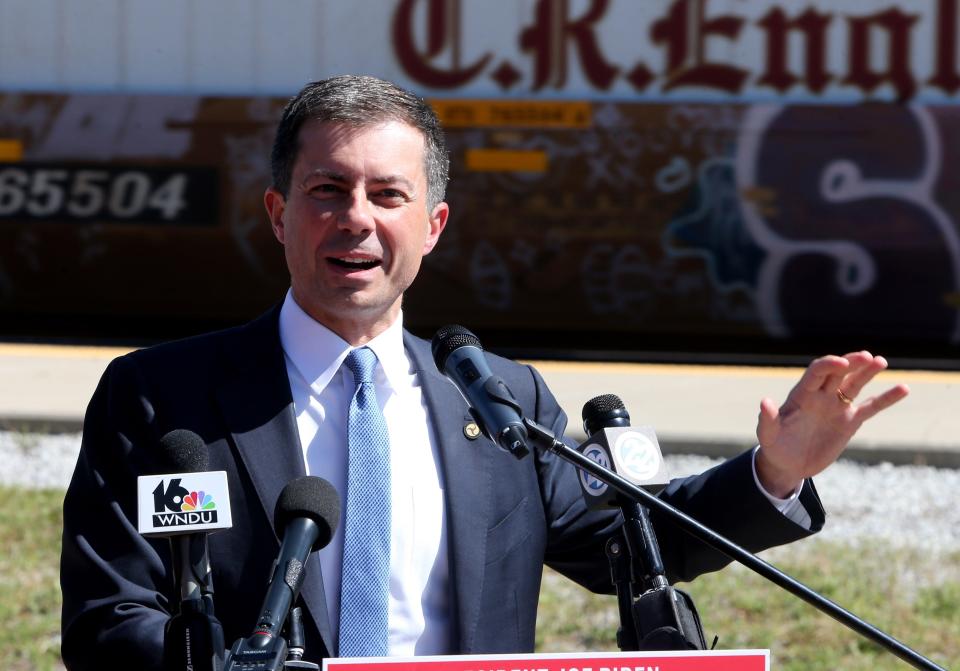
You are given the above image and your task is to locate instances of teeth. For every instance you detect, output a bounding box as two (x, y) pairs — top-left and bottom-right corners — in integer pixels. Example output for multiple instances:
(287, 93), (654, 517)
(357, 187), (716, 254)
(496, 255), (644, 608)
(330, 256), (379, 269)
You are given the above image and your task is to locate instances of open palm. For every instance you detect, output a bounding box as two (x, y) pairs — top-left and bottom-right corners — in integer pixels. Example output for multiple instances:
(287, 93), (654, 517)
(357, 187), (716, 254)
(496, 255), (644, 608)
(755, 352), (910, 497)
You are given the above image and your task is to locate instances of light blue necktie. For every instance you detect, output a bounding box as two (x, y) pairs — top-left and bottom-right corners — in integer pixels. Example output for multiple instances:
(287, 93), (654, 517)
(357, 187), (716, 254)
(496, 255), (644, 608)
(338, 347), (391, 657)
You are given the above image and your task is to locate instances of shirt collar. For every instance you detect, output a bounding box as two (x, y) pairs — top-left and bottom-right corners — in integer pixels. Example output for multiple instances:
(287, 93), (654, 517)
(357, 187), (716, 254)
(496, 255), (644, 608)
(278, 289), (409, 393)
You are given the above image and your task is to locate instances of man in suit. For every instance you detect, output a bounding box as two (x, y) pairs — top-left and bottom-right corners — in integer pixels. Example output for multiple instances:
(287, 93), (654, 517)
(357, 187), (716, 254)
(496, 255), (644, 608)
(60, 75), (908, 669)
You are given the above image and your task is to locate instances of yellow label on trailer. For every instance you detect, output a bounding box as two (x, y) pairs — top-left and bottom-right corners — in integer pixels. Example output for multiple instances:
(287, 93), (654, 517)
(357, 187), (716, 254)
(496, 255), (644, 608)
(465, 149), (548, 172)
(0, 139), (23, 161)
(432, 100), (591, 128)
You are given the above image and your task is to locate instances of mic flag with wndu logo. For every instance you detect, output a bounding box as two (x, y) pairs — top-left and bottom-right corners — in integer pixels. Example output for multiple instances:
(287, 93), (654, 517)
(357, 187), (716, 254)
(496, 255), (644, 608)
(137, 471), (232, 536)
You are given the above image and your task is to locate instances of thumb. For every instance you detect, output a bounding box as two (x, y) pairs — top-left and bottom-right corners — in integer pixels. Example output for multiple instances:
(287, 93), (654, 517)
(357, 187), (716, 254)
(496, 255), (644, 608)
(756, 397), (780, 447)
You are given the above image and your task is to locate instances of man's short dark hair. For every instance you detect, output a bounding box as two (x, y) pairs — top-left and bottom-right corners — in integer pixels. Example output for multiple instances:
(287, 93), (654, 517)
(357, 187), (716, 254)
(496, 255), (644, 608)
(270, 75), (449, 209)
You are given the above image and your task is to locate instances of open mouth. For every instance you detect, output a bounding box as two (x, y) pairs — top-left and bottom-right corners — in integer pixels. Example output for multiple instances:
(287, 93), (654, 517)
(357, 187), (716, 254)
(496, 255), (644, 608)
(328, 256), (381, 271)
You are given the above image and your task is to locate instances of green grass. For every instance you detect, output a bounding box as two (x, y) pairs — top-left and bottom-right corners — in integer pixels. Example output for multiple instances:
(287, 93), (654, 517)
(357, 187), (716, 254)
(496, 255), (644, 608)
(0, 486), (65, 671)
(537, 542), (960, 670)
(3, 485), (958, 671)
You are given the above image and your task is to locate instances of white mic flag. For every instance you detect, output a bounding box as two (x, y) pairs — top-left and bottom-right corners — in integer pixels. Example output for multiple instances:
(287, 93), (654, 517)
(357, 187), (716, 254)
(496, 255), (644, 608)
(138, 471), (233, 536)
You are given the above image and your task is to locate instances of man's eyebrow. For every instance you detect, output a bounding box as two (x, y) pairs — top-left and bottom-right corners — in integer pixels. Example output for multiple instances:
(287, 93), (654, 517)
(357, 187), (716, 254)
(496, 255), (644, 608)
(369, 174), (416, 192)
(301, 168), (347, 185)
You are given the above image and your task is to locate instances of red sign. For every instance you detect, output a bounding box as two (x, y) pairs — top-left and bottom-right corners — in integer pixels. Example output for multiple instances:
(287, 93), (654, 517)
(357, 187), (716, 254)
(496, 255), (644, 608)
(324, 650), (769, 671)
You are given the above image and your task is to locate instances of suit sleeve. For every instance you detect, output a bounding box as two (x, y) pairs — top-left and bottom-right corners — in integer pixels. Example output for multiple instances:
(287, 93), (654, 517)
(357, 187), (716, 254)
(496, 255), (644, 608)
(648, 451), (824, 582)
(60, 355), (171, 671)
(523, 363), (825, 590)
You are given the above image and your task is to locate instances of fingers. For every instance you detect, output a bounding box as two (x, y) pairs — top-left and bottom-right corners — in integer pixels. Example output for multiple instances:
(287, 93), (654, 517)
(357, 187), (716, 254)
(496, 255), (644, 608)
(834, 352), (889, 400)
(819, 350), (874, 393)
(822, 350), (908, 421)
(811, 351), (889, 400)
(799, 354), (850, 393)
(853, 383), (911, 422)
(777, 349), (905, 421)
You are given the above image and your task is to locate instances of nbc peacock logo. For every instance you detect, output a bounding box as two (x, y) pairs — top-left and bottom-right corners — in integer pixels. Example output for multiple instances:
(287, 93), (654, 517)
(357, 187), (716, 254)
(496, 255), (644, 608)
(151, 478), (219, 528)
(181, 491), (216, 511)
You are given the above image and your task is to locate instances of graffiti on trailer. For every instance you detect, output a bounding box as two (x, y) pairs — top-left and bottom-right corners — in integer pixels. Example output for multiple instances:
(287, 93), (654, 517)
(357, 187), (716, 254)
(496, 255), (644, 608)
(659, 104), (960, 344)
(736, 104), (960, 343)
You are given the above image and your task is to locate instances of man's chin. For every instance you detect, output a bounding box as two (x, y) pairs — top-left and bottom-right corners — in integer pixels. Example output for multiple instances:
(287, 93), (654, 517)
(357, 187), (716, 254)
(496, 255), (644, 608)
(297, 288), (402, 331)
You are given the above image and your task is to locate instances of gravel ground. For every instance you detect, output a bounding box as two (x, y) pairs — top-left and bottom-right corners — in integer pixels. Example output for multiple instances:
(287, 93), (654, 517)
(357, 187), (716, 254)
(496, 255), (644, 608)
(3, 432), (959, 558)
(667, 455), (960, 557)
(1, 431), (84, 490)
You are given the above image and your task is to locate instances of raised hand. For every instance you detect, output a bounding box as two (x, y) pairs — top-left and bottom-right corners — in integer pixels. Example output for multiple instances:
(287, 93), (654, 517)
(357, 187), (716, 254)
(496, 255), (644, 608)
(755, 352), (910, 497)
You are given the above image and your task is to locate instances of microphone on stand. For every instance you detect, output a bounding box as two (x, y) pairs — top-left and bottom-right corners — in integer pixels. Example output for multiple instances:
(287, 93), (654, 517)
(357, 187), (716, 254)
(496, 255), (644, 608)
(578, 395), (706, 651)
(431, 324), (530, 459)
(137, 429), (234, 671)
(225, 476), (340, 671)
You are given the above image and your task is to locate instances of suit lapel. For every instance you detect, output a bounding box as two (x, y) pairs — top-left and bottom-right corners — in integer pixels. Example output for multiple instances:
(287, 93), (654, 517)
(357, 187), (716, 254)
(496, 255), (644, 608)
(404, 333), (493, 653)
(215, 307), (334, 656)
(214, 320), (494, 656)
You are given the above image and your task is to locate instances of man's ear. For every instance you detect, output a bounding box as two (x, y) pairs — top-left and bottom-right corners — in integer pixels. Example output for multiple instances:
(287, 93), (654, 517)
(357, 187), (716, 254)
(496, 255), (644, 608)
(422, 201), (449, 255)
(264, 187), (287, 244)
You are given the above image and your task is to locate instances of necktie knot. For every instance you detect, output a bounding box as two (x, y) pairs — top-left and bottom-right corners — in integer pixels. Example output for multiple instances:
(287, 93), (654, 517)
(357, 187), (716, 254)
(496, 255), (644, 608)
(345, 347), (378, 386)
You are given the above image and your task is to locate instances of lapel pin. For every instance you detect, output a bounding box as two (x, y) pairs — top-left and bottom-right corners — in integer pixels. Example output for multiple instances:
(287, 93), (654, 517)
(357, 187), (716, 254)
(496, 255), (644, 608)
(463, 422), (481, 440)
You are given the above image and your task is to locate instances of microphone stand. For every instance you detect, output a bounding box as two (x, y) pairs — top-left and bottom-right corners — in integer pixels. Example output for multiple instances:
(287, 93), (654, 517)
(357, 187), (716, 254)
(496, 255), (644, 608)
(604, 534), (638, 651)
(164, 535), (225, 671)
(282, 607), (319, 670)
(520, 418), (947, 671)
(617, 500), (707, 651)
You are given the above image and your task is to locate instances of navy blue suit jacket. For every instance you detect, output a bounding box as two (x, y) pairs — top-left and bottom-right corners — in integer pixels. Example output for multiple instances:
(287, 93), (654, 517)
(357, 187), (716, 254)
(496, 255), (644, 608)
(60, 307), (823, 670)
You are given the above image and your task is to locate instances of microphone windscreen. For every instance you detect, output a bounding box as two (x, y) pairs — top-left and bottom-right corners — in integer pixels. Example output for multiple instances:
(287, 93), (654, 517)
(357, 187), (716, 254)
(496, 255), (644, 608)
(582, 394), (631, 435)
(431, 324), (482, 371)
(158, 429), (209, 472)
(274, 476), (341, 551)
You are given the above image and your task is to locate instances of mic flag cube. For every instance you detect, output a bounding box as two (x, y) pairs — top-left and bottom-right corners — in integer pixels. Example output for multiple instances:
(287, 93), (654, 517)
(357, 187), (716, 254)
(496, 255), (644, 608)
(578, 426), (670, 509)
(138, 471), (233, 536)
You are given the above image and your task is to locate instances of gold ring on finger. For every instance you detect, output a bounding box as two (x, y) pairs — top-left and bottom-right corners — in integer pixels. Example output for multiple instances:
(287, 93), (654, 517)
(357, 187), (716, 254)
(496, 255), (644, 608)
(836, 388), (854, 405)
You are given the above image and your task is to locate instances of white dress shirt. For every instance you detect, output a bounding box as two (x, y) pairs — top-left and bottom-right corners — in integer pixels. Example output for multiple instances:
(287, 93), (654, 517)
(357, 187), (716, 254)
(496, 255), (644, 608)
(278, 291), (451, 655)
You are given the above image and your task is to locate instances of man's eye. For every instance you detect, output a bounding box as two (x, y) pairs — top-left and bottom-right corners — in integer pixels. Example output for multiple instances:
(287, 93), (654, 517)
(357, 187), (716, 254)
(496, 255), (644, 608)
(310, 184), (341, 195)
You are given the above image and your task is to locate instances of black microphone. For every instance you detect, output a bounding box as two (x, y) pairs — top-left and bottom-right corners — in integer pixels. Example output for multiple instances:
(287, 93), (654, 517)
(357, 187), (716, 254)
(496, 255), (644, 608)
(580, 395), (706, 651)
(579, 395), (670, 581)
(431, 325), (530, 459)
(225, 476), (340, 671)
(577, 394), (670, 509)
(153, 429), (229, 671)
(158, 431), (218, 603)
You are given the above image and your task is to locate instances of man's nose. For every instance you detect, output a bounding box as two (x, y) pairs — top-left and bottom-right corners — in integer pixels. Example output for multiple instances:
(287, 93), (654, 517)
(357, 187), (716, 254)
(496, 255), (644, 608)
(337, 190), (375, 233)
